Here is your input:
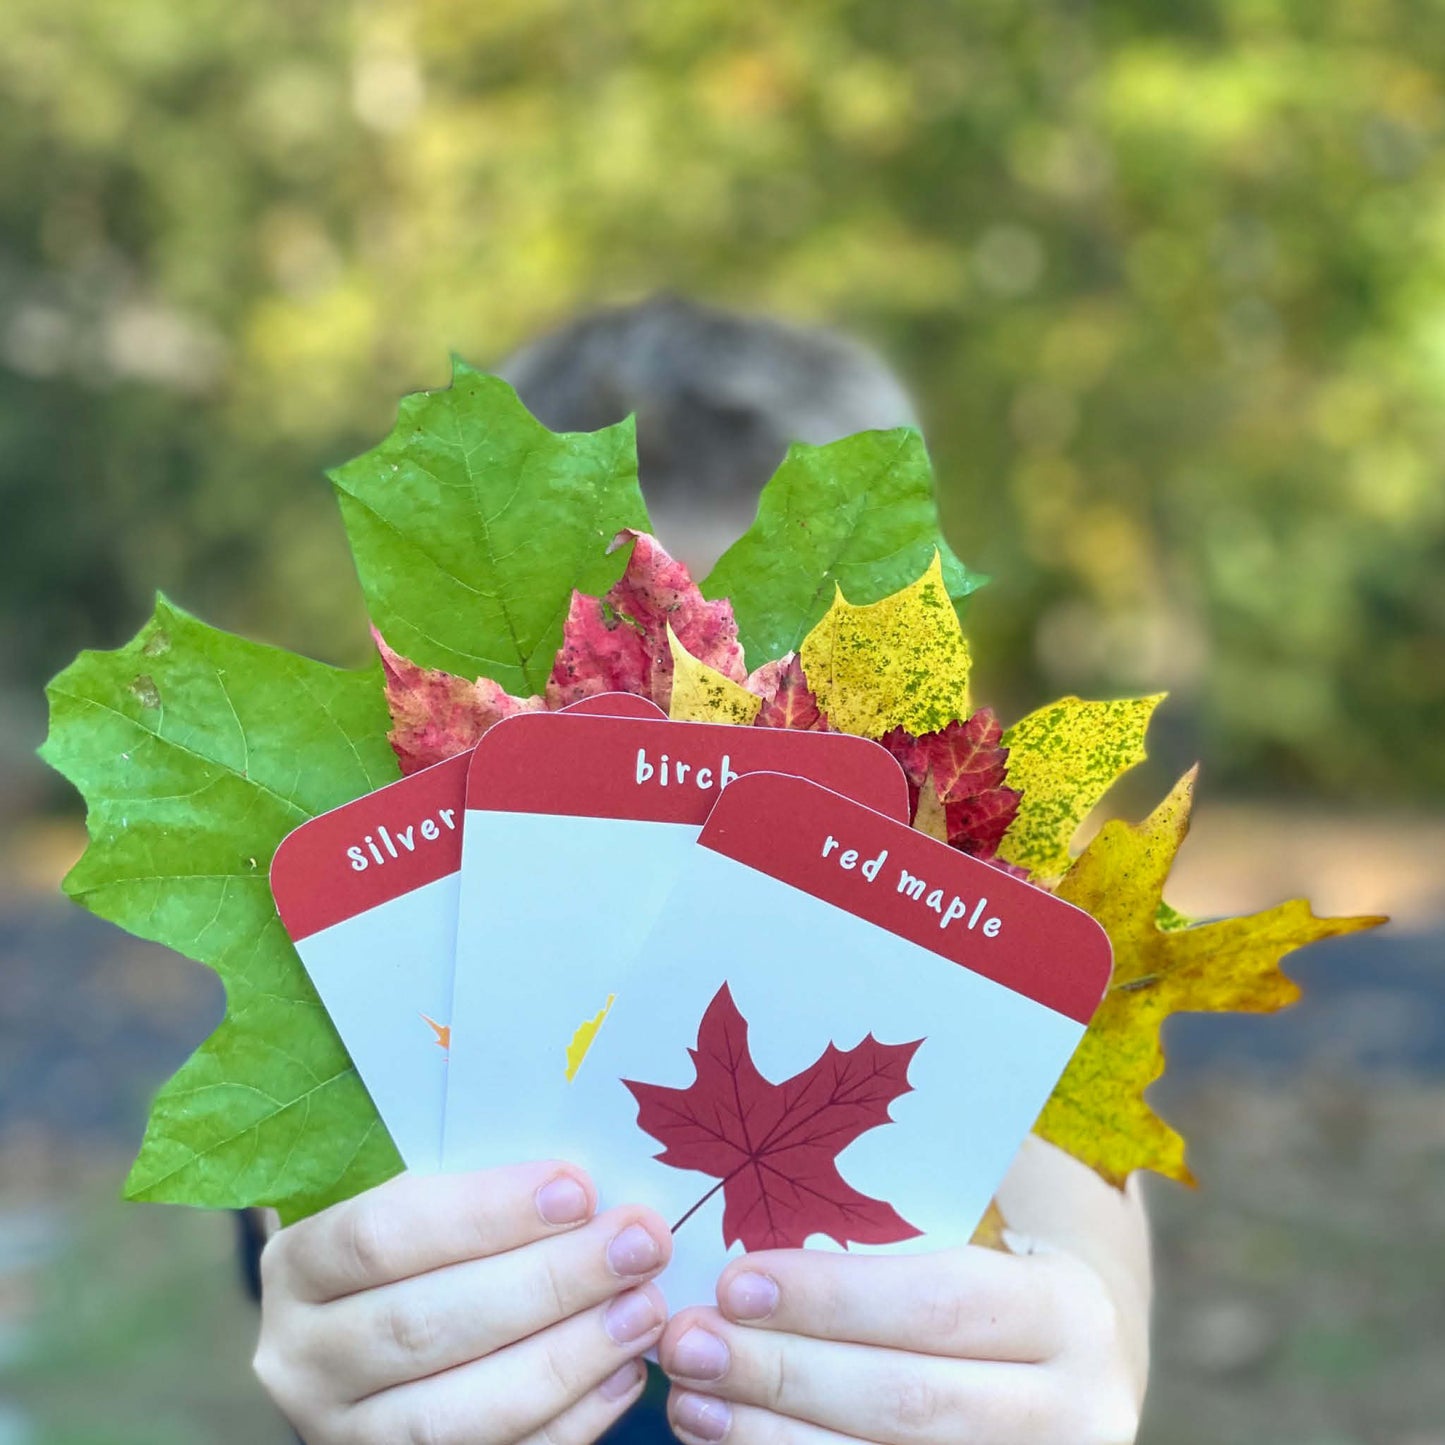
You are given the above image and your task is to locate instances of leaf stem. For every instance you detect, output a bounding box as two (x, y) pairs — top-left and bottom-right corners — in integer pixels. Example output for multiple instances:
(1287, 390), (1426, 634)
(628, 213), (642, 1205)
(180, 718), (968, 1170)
(672, 1179), (727, 1234)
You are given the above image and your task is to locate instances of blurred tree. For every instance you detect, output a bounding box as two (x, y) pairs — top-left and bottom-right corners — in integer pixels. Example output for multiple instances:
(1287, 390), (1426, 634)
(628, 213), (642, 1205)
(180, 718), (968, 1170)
(2, 0), (1442, 800)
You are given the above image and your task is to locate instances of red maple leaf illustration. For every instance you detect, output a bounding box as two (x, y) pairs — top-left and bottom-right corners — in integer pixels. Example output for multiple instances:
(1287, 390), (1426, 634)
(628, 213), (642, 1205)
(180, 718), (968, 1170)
(624, 984), (924, 1251)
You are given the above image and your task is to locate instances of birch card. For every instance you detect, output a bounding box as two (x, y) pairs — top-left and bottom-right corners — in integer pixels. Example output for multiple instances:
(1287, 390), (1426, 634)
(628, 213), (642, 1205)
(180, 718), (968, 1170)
(442, 712), (911, 1172)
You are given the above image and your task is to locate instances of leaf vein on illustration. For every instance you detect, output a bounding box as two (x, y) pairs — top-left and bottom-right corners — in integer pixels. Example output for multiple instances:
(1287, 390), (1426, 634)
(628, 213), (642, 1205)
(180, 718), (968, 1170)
(747, 1055), (901, 1158)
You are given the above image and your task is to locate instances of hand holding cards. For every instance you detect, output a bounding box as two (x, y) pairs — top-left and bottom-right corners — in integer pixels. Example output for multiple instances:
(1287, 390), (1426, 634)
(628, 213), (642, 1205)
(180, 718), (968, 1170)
(272, 707), (1112, 1309)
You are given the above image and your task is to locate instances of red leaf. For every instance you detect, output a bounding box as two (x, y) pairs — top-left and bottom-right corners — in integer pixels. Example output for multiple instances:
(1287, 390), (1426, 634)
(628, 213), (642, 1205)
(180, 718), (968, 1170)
(945, 787), (1022, 859)
(625, 983), (923, 1251)
(547, 531), (745, 712)
(375, 629), (543, 775)
(754, 656), (829, 730)
(881, 711), (1023, 863)
(926, 710), (1009, 803)
(878, 727), (928, 818)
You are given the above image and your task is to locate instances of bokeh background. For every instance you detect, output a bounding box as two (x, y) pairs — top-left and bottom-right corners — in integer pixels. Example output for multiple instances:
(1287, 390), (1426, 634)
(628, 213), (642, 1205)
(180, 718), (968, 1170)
(1, 3), (1442, 1442)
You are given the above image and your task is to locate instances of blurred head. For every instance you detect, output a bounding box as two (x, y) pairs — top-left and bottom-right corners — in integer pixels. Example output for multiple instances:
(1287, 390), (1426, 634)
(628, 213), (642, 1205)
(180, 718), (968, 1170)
(500, 295), (916, 573)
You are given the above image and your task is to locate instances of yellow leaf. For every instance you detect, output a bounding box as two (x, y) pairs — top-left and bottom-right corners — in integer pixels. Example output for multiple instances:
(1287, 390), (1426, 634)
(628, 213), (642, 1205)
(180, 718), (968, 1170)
(565, 994), (616, 1082)
(998, 694), (1166, 879)
(969, 1198), (1008, 1250)
(1035, 769), (1387, 1187)
(667, 627), (762, 725)
(798, 552), (971, 737)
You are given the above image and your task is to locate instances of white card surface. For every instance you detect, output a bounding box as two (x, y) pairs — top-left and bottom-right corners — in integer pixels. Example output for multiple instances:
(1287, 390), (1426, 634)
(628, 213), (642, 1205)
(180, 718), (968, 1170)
(270, 694), (665, 1173)
(556, 772), (1114, 1310)
(442, 713), (911, 1172)
(271, 751), (469, 1173)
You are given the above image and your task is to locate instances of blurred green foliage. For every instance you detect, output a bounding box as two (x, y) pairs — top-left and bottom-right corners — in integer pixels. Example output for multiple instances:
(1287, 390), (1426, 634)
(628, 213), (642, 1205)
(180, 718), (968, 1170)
(2, 0), (1442, 800)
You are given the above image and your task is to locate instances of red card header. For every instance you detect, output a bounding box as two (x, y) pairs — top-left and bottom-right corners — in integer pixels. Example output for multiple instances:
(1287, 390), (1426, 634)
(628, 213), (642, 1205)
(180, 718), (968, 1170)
(465, 712), (911, 826)
(699, 773), (1113, 1025)
(271, 693), (665, 941)
(271, 750), (469, 942)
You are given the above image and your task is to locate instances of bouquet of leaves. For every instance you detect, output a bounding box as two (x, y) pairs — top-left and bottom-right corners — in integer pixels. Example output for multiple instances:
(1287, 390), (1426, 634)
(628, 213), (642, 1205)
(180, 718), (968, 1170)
(41, 364), (1382, 1227)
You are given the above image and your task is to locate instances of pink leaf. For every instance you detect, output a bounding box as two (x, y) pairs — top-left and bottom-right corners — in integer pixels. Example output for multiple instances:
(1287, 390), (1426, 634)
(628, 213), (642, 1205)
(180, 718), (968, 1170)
(375, 629), (543, 775)
(546, 531), (744, 712)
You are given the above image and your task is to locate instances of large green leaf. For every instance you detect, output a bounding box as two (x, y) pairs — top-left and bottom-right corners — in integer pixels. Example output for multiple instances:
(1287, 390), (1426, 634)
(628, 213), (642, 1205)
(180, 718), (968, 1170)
(702, 428), (985, 664)
(40, 597), (403, 1221)
(330, 361), (651, 694)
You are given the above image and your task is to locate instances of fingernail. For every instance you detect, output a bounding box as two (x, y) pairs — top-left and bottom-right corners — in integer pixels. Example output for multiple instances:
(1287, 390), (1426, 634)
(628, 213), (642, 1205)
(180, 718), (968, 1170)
(607, 1222), (662, 1277)
(604, 1287), (661, 1344)
(536, 1175), (591, 1225)
(598, 1359), (645, 1401)
(722, 1270), (778, 1320)
(669, 1326), (729, 1381)
(673, 1391), (732, 1442)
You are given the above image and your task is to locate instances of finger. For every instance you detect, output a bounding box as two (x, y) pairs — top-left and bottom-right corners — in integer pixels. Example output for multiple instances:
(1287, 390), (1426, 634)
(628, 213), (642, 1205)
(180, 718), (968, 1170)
(660, 1308), (1062, 1445)
(307, 1205), (672, 1399)
(515, 1359), (651, 1445)
(348, 1283), (668, 1445)
(713, 1247), (1077, 1362)
(269, 1162), (596, 1302)
(669, 1390), (863, 1445)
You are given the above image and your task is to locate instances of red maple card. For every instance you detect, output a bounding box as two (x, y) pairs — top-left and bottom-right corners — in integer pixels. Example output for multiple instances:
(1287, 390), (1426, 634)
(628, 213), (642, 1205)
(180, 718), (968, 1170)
(556, 771), (1113, 1308)
(442, 713), (912, 1171)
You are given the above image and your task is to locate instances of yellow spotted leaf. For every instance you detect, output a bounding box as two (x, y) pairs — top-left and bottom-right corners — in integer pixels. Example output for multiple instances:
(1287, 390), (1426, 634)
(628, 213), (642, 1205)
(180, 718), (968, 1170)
(799, 552), (971, 738)
(998, 694), (1166, 880)
(565, 995), (615, 1082)
(1036, 768), (1387, 1187)
(667, 627), (763, 725)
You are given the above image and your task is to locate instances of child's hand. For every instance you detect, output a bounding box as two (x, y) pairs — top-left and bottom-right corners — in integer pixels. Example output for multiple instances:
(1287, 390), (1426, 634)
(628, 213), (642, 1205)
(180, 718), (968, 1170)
(253, 1163), (671, 1445)
(658, 1244), (1142, 1445)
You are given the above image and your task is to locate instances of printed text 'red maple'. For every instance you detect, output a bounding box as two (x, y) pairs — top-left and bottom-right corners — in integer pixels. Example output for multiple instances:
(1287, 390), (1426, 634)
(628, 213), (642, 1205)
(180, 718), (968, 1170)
(346, 806), (457, 870)
(821, 834), (1003, 936)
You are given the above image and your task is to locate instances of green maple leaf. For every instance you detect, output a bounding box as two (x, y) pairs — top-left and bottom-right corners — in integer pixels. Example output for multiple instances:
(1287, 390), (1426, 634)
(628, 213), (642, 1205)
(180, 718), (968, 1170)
(41, 598), (403, 1221)
(702, 428), (985, 664)
(331, 358), (650, 692)
(41, 370), (655, 1220)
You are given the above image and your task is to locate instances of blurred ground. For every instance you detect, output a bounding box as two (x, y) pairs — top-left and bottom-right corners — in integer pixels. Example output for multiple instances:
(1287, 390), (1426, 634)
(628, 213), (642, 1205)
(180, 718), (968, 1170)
(0, 806), (1441, 1445)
